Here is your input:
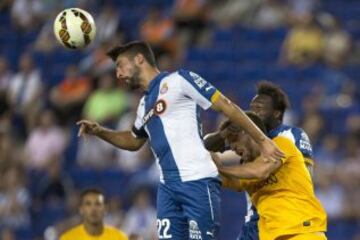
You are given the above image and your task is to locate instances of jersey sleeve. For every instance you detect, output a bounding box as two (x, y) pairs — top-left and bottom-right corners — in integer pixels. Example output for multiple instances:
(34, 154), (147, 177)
(178, 69), (221, 110)
(292, 127), (313, 159)
(131, 99), (148, 139)
(272, 136), (298, 164)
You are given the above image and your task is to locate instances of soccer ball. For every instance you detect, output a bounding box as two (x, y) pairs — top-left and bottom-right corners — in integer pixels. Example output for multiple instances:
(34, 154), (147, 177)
(53, 8), (96, 49)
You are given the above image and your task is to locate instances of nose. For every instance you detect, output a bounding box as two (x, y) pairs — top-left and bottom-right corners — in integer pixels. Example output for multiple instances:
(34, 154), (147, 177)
(116, 69), (122, 80)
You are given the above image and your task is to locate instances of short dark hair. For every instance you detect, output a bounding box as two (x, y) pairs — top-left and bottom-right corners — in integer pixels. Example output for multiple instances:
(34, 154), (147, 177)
(222, 111), (267, 135)
(256, 81), (290, 120)
(245, 111), (267, 134)
(106, 41), (157, 66)
(80, 188), (104, 203)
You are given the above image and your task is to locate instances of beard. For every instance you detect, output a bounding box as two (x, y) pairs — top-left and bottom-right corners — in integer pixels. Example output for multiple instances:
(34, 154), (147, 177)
(127, 65), (141, 90)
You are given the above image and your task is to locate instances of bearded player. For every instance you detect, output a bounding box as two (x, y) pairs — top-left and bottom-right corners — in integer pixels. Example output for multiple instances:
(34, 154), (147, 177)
(77, 41), (283, 240)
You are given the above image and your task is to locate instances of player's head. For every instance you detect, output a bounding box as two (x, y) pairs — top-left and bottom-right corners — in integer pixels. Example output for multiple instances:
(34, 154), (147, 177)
(79, 188), (106, 225)
(226, 112), (267, 163)
(250, 81), (290, 130)
(107, 41), (157, 90)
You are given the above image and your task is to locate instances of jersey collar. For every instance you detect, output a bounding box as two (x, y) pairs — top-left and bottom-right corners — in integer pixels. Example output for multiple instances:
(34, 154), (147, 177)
(145, 71), (169, 94)
(268, 123), (287, 138)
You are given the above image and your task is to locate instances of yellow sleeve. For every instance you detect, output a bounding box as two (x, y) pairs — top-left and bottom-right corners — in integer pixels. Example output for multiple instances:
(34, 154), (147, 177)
(211, 90), (221, 103)
(272, 136), (297, 164)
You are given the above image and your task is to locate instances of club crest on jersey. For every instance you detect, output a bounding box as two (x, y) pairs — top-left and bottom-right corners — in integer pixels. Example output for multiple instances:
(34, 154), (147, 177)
(160, 83), (168, 94)
(154, 99), (167, 115)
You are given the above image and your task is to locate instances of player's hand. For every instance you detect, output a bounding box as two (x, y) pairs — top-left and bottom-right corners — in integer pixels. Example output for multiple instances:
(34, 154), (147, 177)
(259, 137), (284, 163)
(76, 119), (102, 138)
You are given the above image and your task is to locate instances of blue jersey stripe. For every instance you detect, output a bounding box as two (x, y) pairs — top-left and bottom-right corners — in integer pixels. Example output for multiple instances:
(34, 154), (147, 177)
(144, 72), (181, 182)
(178, 69), (217, 102)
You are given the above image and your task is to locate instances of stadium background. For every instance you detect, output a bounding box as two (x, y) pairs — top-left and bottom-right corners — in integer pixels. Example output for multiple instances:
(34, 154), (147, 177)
(0, 0), (359, 239)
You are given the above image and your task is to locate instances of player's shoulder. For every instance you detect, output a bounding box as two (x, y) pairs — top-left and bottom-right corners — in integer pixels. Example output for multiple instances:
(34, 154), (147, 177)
(60, 224), (83, 240)
(272, 135), (297, 151)
(104, 225), (128, 239)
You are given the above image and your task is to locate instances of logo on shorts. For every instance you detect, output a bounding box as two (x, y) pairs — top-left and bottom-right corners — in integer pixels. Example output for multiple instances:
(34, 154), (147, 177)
(189, 220), (202, 239)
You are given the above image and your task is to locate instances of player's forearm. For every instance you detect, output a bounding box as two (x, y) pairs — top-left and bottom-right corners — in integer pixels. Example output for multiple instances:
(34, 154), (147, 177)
(218, 165), (260, 180)
(224, 102), (266, 144)
(96, 128), (143, 151)
(203, 132), (226, 152)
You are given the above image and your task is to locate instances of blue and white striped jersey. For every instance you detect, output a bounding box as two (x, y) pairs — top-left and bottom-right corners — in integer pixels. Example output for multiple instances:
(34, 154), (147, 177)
(132, 70), (220, 183)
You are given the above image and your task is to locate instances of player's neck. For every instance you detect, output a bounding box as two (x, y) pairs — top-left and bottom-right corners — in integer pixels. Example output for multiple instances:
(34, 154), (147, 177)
(140, 66), (161, 90)
(269, 121), (282, 131)
(83, 221), (104, 236)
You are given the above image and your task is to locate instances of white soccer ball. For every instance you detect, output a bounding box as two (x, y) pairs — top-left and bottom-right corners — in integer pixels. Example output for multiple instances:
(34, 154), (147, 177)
(53, 8), (96, 49)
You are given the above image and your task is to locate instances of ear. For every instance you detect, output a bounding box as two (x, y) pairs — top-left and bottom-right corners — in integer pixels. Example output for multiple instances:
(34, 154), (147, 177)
(274, 110), (282, 120)
(134, 53), (145, 65)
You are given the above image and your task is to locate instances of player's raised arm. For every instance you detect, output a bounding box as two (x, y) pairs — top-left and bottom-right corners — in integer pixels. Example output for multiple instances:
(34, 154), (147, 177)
(211, 93), (284, 162)
(218, 157), (282, 180)
(77, 120), (146, 151)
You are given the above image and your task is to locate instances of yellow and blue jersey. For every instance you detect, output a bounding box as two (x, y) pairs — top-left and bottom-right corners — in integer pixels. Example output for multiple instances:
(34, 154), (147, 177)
(224, 136), (327, 240)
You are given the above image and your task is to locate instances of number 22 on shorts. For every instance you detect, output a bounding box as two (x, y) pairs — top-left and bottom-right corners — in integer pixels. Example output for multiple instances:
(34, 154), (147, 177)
(157, 218), (172, 239)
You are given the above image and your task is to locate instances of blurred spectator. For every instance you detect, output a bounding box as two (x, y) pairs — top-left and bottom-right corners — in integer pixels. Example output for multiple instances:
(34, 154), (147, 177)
(95, 4), (121, 44)
(11, 0), (44, 30)
(253, 0), (289, 29)
(0, 57), (12, 117)
(173, 0), (209, 46)
(280, 14), (324, 66)
(0, 0), (12, 11)
(319, 14), (352, 67)
(34, 20), (58, 53)
(0, 56), (12, 93)
(129, 234), (144, 240)
(38, 162), (73, 205)
(287, 0), (319, 19)
(301, 112), (324, 147)
(336, 135), (360, 218)
(77, 137), (116, 170)
(315, 169), (345, 219)
(123, 189), (156, 239)
(0, 129), (23, 173)
(80, 42), (114, 77)
(104, 196), (125, 229)
(140, 8), (178, 58)
(0, 228), (16, 240)
(346, 114), (360, 136)
(50, 65), (91, 125)
(83, 73), (128, 124)
(315, 134), (341, 167)
(0, 165), (31, 228)
(211, 0), (262, 27)
(24, 109), (67, 171)
(7, 53), (43, 134)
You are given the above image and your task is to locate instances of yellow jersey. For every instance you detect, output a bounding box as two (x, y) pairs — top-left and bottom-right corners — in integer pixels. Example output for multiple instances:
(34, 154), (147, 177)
(60, 224), (128, 240)
(223, 136), (327, 240)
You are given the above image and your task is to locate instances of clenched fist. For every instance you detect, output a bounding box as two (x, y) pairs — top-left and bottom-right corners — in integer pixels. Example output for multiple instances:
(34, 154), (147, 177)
(76, 120), (103, 138)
